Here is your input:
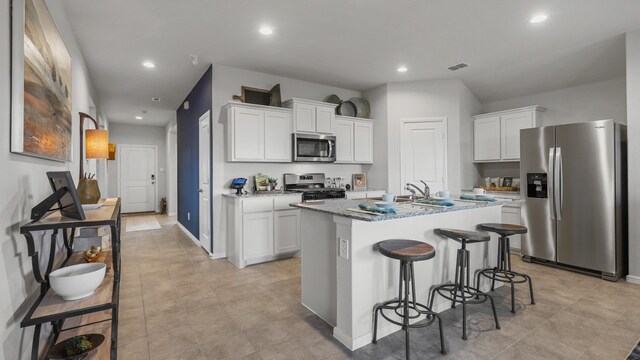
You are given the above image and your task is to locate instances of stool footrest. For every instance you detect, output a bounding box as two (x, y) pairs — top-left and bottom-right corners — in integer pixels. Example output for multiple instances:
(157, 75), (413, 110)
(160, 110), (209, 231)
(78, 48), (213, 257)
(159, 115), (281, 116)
(375, 299), (439, 329)
(432, 283), (493, 306)
(478, 268), (530, 284)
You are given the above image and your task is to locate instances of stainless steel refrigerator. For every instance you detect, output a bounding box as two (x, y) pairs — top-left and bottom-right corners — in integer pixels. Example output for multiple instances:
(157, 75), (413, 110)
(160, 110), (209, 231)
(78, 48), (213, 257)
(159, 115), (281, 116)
(520, 119), (627, 280)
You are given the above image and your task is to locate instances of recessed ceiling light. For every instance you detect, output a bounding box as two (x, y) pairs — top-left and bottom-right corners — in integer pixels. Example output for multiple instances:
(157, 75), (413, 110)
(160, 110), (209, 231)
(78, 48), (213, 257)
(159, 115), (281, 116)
(259, 27), (274, 35)
(530, 14), (548, 24)
(135, 116), (143, 120)
(142, 61), (155, 68)
(397, 66), (408, 73)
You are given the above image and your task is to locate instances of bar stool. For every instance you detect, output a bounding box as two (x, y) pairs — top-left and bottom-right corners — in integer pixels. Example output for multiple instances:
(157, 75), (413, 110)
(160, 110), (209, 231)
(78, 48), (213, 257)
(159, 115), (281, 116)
(475, 223), (535, 313)
(428, 228), (500, 340)
(372, 239), (446, 359)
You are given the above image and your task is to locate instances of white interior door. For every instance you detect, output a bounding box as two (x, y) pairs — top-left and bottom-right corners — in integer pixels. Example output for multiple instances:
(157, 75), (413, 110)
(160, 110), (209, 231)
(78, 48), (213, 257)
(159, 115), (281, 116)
(119, 145), (156, 213)
(198, 111), (211, 252)
(401, 119), (447, 194)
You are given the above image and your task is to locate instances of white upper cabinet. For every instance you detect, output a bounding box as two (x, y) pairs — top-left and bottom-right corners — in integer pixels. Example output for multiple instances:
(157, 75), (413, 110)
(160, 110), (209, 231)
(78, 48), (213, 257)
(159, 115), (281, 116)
(264, 111), (292, 161)
(335, 116), (374, 164)
(283, 98), (337, 135)
(316, 106), (335, 134)
(226, 102), (292, 162)
(293, 102), (316, 133)
(335, 118), (354, 163)
(501, 111), (533, 160)
(473, 106), (545, 162)
(354, 121), (373, 163)
(231, 107), (265, 161)
(474, 116), (501, 161)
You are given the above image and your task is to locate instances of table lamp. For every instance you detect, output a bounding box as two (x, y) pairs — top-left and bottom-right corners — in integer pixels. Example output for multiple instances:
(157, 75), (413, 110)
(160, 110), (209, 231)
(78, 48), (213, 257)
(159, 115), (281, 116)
(78, 112), (109, 204)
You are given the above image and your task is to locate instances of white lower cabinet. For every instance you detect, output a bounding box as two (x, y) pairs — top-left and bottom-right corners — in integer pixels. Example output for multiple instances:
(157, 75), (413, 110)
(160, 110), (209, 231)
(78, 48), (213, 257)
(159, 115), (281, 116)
(226, 195), (302, 268)
(242, 212), (274, 260)
(274, 210), (301, 254)
(501, 206), (522, 250)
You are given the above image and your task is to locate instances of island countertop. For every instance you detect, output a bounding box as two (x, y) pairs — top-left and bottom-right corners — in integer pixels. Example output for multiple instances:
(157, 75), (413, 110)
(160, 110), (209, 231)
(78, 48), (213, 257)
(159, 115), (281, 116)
(290, 197), (506, 222)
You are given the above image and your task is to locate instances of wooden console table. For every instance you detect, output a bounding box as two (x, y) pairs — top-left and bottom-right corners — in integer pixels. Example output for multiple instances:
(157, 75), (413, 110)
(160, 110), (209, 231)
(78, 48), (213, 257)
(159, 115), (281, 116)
(20, 198), (121, 360)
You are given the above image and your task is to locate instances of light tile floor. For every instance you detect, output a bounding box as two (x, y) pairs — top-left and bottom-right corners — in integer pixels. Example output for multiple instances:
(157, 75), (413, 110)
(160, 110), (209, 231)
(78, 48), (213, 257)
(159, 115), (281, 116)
(118, 215), (640, 359)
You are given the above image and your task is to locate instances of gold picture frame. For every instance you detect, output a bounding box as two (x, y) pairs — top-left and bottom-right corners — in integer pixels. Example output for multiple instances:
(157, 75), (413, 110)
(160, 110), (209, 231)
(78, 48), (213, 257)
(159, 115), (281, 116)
(353, 173), (366, 190)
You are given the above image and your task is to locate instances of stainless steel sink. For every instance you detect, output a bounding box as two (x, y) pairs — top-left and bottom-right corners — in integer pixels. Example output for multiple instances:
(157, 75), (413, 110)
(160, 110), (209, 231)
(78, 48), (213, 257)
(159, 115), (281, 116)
(367, 196), (424, 203)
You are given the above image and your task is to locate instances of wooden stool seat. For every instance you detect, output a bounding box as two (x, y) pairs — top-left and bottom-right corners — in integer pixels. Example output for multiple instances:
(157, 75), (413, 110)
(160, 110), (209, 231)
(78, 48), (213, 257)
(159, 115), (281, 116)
(479, 223), (528, 237)
(378, 239), (436, 262)
(435, 228), (490, 243)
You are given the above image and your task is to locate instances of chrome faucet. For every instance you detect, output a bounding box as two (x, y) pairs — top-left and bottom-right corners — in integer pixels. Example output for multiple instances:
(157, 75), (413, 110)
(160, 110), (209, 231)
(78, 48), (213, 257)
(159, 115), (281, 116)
(405, 181), (430, 199)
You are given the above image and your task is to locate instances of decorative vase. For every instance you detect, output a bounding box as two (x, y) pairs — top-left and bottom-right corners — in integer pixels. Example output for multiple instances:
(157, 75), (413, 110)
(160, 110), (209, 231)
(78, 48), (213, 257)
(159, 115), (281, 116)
(77, 179), (101, 204)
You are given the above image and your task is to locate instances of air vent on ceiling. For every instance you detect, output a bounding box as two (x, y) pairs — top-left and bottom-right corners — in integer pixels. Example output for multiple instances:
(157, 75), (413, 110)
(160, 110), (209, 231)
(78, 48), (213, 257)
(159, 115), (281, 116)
(448, 63), (469, 71)
(152, 97), (161, 102)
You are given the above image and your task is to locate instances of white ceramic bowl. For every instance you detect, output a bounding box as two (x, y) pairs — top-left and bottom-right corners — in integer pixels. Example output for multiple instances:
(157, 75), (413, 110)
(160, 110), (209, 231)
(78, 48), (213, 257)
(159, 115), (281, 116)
(49, 263), (106, 301)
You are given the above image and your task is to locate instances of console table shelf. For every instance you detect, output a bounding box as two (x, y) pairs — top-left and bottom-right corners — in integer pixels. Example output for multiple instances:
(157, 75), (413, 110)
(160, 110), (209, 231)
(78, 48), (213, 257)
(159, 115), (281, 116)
(19, 198), (121, 360)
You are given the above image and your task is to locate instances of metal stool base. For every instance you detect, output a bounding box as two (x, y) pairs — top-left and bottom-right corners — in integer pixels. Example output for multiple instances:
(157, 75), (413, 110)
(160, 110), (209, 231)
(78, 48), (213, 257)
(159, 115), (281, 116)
(476, 236), (535, 313)
(372, 260), (446, 358)
(429, 246), (501, 340)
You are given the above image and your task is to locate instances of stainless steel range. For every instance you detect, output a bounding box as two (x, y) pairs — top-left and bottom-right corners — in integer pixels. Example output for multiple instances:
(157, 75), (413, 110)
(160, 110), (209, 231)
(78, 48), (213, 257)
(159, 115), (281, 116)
(284, 173), (345, 201)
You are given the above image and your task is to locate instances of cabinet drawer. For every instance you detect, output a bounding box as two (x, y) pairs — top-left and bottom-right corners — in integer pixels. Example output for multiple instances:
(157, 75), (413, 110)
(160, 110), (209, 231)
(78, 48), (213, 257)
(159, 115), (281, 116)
(242, 198), (274, 213)
(274, 195), (302, 210)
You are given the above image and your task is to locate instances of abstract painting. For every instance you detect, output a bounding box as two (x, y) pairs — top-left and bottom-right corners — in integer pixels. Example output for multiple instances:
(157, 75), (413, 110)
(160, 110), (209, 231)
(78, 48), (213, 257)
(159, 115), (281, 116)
(11, 0), (72, 161)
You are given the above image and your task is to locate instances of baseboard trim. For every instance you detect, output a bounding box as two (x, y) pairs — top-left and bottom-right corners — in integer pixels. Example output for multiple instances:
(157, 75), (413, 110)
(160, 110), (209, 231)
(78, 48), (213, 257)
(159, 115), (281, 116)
(167, 212), (177, 216)
(210, 252), (226, 260)
(177, 222), (200, 246)
(626, 275), (640, 285)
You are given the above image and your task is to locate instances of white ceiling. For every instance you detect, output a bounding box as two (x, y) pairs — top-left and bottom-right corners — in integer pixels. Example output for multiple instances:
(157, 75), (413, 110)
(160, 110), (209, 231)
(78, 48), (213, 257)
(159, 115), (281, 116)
(62, 0), (640, 126)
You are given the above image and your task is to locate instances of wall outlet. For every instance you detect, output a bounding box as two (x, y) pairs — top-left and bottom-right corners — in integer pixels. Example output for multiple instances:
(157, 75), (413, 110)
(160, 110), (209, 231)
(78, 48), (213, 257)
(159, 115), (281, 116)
(339, 238), (349, 259)
(187, 212), (190, 221)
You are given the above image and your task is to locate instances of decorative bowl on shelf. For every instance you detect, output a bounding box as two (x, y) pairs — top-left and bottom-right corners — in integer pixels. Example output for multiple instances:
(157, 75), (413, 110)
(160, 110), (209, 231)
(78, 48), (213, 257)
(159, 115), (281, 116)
(49, 263), (106, 301)
(82, 247), (103, 263)
(48, 334), (104, 360)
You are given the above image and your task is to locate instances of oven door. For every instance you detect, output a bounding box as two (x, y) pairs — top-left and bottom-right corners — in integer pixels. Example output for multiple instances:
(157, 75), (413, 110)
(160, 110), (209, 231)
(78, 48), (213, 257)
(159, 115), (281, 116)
(293, 134), (336, 162)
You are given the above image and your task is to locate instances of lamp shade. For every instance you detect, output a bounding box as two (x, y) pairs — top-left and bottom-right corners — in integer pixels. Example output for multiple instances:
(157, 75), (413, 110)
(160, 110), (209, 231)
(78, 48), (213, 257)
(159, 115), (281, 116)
(85, 129), (109, 159)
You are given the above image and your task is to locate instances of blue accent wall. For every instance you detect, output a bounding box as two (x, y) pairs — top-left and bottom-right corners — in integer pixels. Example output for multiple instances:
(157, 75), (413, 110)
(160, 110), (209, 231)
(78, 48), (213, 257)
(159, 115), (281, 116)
(177, 66), (212, 243)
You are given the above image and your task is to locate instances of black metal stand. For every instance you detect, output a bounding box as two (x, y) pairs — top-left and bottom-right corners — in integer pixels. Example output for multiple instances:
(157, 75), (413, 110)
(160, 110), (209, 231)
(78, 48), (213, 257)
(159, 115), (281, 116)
(429, 242), (501, 340)
(373, 260), (446, 359)
(19, 199), (121, 360)
(476, 235), (535, 313)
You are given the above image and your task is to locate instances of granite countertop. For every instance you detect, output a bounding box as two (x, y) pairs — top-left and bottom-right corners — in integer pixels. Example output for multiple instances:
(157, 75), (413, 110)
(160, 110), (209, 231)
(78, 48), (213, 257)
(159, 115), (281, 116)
(290, 197), (506, 222)
(222, 191), (300, 199)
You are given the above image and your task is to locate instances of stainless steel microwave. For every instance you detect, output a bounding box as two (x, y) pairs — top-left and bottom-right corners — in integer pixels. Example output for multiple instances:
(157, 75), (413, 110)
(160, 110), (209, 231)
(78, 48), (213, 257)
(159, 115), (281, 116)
(292, 134), (336, 162)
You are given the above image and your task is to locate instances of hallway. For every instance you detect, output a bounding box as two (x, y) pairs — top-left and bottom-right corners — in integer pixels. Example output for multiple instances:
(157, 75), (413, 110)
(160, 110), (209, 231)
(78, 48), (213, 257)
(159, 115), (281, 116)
(117, 215), (640, 360)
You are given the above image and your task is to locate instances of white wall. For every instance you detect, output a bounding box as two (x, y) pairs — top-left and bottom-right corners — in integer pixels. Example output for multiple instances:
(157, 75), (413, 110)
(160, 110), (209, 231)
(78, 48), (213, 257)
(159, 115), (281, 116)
(0, 1), (100, 358)
(459, 81), (483, 190)
(107, 123), (167, 207)
(362, 84), (389, 191)
(211, 64), (370, 256)
(482, 77), (627, 125)
(626, 30), (640, 282)
(165, 115), (178, 215)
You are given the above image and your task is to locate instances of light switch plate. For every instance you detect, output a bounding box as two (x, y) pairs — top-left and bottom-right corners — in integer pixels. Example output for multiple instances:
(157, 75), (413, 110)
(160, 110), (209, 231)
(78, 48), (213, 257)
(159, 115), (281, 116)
(339, 238), (349, 259)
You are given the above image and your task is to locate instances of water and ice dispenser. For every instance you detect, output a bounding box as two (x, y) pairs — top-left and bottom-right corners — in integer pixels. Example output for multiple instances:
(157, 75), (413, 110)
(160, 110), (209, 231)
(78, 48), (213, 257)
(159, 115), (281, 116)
(526, 173), (548, 198)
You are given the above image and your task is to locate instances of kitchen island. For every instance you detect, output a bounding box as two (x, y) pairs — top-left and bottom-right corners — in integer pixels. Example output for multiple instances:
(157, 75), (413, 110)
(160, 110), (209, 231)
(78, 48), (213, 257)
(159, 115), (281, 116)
(290, 198), (505, 351)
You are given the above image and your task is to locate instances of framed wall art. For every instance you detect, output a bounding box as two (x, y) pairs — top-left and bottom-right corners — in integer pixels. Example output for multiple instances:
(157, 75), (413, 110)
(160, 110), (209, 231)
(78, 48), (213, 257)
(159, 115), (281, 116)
(11, 0), (73, 162)
(353, 173), (367, 190)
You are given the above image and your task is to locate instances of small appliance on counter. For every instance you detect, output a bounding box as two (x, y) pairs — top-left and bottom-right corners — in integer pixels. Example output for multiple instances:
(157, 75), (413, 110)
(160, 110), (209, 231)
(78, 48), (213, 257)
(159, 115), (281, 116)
(284, 173), (345, 201)
(230, 178), (247, 196)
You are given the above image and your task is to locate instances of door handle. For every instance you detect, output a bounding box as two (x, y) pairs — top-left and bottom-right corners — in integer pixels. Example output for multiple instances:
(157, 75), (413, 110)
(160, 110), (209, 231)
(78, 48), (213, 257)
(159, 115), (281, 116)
(548, 148), (555, 220)
(198, 188), (203, 193)
(555, 147), (562, 220)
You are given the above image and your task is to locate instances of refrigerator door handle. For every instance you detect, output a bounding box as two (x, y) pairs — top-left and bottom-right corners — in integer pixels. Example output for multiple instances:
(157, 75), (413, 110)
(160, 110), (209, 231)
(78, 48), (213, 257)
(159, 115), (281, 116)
(556, 147), (563, 220)
(548, 147), (555, 220)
